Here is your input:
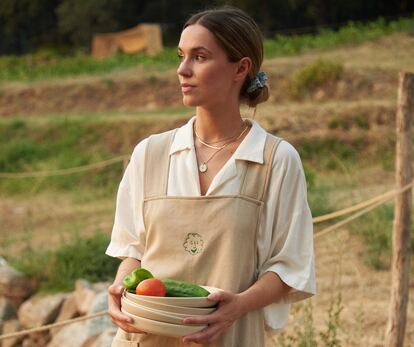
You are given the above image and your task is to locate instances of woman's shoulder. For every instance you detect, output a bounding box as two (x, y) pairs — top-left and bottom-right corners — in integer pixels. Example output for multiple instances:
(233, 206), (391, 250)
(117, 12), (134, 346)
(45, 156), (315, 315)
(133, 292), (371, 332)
(130, 127), (179, 163)
(268, 135), (303, 171)
(130, 137), (149, 163)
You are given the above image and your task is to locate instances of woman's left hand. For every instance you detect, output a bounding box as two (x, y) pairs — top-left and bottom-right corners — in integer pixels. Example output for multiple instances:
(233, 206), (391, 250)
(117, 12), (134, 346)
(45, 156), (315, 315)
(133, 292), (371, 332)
(182, 290), (246, 344)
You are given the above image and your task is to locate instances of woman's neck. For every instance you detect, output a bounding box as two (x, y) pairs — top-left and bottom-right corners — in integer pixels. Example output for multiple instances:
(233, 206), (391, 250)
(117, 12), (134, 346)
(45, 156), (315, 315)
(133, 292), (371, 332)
(194, 105), (245, 143)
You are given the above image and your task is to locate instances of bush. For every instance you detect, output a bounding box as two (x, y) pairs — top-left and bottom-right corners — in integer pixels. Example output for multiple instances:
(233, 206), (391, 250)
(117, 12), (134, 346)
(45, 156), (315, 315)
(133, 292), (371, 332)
(9, 232), (120, 292)
(288, 59), (343, 99)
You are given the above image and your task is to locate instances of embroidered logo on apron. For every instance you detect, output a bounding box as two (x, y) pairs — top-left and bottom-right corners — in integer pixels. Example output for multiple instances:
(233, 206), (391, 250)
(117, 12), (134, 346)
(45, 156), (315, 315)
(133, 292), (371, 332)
(183, 233), (204, 255)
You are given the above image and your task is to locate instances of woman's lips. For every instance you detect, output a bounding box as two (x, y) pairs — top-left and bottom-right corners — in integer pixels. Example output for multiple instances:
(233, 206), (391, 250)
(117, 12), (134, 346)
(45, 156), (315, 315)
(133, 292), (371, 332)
(181, 84), (196, 93)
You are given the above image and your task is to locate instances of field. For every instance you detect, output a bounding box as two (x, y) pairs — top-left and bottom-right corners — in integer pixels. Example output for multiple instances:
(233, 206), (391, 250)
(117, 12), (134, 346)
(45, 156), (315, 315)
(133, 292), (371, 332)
(1, 28), (414, 345)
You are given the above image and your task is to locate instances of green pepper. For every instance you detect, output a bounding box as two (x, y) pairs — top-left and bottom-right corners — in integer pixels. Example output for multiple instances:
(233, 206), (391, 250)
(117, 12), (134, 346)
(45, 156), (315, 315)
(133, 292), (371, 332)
(123, 268), (154, 291)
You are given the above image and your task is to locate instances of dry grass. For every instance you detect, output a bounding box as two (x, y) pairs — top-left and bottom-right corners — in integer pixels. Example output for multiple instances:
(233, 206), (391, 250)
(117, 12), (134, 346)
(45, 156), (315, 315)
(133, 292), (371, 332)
(263, 33), (414, 75)
(0, 193), (115, 255)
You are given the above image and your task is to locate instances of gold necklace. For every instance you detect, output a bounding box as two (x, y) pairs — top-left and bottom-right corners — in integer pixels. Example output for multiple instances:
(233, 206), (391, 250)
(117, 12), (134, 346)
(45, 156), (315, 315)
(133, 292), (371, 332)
(195, 123), (250, 173)
(194, 120), (249, 150)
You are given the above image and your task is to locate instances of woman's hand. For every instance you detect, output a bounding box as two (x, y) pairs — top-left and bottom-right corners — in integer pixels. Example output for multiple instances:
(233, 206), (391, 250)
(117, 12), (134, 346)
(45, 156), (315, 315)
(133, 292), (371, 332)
(107, 284), (147, 334)
(182, 290), (245, 344)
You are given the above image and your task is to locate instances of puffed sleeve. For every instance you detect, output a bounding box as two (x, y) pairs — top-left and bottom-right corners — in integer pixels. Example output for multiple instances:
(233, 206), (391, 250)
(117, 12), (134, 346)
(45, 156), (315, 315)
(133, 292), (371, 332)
(258, 140), (316, 304)
(105, 138), (149, 260)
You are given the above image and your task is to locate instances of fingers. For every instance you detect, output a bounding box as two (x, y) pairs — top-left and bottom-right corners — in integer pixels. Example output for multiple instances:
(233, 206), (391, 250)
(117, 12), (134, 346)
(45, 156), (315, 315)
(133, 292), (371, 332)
(107, 284), (146, 334)
(182, 324), (221, 344)
(108, 307), (147, 335)
(108, 284), (125, 295)
(208, 290), (231, 303)
(183, 314), (216, 325)
(109, 306), (132, 323)
(108, 285), (129, 322)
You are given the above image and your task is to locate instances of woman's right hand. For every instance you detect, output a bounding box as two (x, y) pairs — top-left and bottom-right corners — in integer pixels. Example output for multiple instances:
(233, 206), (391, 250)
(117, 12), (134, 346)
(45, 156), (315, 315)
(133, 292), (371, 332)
(108, 283), (147, 334)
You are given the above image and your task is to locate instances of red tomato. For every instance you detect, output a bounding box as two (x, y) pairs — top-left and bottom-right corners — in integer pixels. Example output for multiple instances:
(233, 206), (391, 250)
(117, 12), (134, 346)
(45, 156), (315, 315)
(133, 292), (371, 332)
(136, 278), (166, 296)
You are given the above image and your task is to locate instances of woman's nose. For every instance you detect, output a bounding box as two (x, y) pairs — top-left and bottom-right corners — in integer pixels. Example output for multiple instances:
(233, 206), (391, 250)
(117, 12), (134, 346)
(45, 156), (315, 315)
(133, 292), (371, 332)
(177, 60), (192, 77)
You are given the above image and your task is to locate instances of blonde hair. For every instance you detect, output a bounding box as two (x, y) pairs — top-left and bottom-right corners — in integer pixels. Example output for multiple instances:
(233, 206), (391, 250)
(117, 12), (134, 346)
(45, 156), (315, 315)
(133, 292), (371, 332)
(183, 6), (269, 109)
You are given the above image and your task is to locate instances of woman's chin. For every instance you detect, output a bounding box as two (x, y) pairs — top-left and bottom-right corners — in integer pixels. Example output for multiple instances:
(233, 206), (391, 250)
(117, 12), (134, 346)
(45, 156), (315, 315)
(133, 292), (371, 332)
(182, 96), (200, 107)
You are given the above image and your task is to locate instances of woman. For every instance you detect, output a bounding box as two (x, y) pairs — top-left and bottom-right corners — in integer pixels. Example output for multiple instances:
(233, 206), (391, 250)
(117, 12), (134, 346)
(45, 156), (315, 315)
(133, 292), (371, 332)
(106, 6), (315, 347)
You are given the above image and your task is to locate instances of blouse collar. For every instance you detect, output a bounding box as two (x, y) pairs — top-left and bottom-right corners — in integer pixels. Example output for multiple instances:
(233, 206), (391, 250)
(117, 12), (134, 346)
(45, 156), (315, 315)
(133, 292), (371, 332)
(169, 115), (268, 164)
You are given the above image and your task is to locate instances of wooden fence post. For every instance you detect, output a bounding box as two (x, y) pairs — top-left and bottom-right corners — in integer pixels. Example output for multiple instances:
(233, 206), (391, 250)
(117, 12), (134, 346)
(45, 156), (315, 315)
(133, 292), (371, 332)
(384, 72), (414, 347)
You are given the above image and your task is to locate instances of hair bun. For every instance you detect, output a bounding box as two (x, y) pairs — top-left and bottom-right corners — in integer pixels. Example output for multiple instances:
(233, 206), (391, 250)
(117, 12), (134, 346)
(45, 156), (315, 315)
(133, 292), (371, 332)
(246, 83), (269, 108)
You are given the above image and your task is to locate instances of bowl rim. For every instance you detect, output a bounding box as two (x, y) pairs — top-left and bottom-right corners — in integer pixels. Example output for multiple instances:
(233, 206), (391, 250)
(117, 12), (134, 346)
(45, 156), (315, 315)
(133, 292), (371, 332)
(124, 285), (220, 308)
(122, 295), (191, 318)
(121, 308), (206, 337)
(123, 292), (216, 315)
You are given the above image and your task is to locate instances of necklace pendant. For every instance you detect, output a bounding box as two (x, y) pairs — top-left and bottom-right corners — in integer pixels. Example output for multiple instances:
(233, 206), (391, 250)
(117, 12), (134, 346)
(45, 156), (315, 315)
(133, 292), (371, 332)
(199, 162), (208, 173)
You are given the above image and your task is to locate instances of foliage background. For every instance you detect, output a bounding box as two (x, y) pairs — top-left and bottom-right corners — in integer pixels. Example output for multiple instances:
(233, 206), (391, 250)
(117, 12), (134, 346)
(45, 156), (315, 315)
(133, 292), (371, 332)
(1, 0), (413, 54)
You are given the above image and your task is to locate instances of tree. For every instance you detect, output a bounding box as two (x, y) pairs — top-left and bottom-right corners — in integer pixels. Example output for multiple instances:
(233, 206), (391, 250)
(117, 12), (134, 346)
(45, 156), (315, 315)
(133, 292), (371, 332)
(56, 0), (127, 47)
(0, 0), (61, 54)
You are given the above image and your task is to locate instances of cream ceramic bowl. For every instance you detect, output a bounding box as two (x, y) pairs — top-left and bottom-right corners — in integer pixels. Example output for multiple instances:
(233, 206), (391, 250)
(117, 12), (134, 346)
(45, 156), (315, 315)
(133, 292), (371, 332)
(121, 296), (187, 324)
(121, 308), (206, 338)
(125, 285), (220, 308)
(124, 292), (216, 315)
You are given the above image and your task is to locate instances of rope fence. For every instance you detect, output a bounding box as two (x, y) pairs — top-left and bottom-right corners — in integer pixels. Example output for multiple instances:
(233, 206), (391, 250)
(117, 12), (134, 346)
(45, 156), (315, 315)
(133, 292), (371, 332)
(313, 179), (414, 238)
(1, 148), (413, 341)
(0, 155), (129, 178)
(0, 311), (108, 341)
(0, 154), (411, 222)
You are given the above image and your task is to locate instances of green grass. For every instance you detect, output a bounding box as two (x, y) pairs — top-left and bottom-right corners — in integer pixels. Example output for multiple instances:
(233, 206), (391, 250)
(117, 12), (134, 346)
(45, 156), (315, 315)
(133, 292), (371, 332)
(0, 47), (179, 82)
(0, 112), (388, 196)
(297, 137), (366, 171)
(328, 115), (370, 131)
(1, 15), (413, 82)
(264, 15), (414, 57)
(7, 232), (120, 292)
(347, 203), (414, 270)
(288, 59), (343, 99)
(0, 117), (124, 196)
(0, 112), (193, 197)
(307, 181), (335, 219)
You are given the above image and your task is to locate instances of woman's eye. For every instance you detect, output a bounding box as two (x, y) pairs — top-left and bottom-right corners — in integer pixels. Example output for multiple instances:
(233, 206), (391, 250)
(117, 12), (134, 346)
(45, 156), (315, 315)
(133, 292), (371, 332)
(177, 54), (206, 61)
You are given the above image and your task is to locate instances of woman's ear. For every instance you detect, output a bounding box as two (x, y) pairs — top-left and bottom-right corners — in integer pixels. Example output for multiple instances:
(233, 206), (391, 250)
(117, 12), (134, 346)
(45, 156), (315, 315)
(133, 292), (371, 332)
(234, 57), (252, 82)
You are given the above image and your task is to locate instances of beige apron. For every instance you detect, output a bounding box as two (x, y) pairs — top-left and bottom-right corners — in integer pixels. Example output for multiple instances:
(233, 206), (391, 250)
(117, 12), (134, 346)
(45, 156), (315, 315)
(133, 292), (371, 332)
(112, 128), (282, 347)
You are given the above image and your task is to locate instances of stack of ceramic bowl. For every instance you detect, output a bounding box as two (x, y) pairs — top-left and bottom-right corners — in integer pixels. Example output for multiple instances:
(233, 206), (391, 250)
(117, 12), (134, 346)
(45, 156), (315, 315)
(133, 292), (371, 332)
(121, 286), (219, 337)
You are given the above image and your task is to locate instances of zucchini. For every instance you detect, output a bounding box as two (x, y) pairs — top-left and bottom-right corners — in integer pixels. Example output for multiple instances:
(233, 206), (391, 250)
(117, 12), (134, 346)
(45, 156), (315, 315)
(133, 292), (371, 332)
(162, 279), (210, 297)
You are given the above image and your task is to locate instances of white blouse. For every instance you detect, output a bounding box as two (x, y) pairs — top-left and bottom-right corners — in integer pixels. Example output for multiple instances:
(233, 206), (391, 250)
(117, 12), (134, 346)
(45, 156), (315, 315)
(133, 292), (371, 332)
(106, 116), (316, 331)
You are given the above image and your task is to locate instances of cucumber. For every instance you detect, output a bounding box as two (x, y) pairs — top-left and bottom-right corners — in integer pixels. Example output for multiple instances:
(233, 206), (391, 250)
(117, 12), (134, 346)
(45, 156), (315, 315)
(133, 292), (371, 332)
(162, 279), (210, 297)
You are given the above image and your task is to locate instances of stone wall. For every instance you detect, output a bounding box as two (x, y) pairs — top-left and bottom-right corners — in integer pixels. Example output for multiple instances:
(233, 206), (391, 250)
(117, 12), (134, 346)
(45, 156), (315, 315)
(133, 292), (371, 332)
(0, 259), (116, 347)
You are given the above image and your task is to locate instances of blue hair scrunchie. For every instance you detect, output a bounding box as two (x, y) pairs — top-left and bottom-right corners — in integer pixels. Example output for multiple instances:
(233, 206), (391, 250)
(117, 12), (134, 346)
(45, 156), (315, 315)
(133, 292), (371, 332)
(247, 71), (268, 93)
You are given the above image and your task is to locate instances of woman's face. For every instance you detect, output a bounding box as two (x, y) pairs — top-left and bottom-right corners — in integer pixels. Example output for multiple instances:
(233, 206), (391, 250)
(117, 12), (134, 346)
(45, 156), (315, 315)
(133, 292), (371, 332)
(177, 24), (242, 108)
